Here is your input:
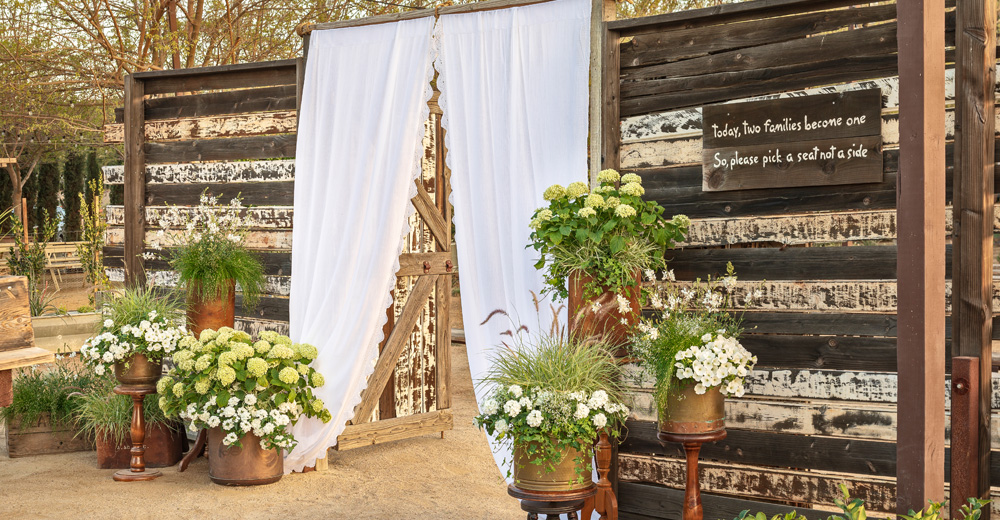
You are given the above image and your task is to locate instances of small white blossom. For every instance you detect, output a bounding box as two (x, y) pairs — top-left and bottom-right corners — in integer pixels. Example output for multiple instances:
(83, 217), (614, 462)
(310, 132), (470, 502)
(526, 410), (543, 428)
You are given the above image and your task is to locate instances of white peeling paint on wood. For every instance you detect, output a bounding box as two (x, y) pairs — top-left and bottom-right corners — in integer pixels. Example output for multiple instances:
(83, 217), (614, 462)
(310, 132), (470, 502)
(105, 227), (292, 250)
(103, 111), (297, 144)
(235, 317), (289, 337)
(618, 453), (899, 513)
(105, 267), (290, 296)
(620, 69), (988, 143)
(683, 204), (1000, 246)
(106, 205), (294, 229)
(103, 160), (295, 185)
(622, 363), (1000, 406)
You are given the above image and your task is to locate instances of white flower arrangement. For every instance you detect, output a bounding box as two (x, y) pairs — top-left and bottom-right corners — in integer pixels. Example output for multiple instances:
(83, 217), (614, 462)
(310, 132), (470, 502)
(80, 310), (186, 376)
(673, 332), (756, 397)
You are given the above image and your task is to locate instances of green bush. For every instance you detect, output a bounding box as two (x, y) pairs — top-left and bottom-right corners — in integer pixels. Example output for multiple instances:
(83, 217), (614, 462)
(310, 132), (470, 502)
(0, 353), (99, 430)
(732, 485), (989, 520)
(75, 375), (177, 446)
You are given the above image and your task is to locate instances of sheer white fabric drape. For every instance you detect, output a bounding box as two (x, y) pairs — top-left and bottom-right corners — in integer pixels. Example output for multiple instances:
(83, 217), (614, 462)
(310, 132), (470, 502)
(434, 0), (592, 473)
(284, 17), (437, 473)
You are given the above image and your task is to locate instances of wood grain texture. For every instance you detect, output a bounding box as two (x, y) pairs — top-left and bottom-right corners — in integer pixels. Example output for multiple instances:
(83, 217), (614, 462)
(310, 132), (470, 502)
(0, 347), (54, 372)
(137, 61), (297, 95)
(105, 228), (292, 250)
(6, 414), (94, 457)
(0, 276), (34, 352)
(104, 111), (296, 143)
(435, 273), (452, 410)
(144, 134), (295, 164)
(618, 482), (839, 520)
(103, 160), (295, 185)
(145, 181), (294, 206)
(336, 409), (453, 450)
(123, 75), (146, 287)
(107, 206), (293, 229)
(103, 247), (291, 276)
(143, 85), (296, 120)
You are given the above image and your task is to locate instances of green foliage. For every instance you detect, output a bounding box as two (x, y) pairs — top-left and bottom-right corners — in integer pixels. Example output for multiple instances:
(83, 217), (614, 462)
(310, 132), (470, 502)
(7, 211), (58, 316)
(529, 169), (688, 301)
(149, 193), (266, 310)
(101, 284), (184, 330)
(475, 306), (628, 482)
(35, 162), (59, 233)
(158, 328), (330, 451)
(0, 352), (99, 431)
(76, 304), (94, 313)
(76, 178), (109, 299)
(84, 152), (101, 206)
(731, 485), (989, 520)
(62, 152), (85, 240)
(75, 374), (175, 446)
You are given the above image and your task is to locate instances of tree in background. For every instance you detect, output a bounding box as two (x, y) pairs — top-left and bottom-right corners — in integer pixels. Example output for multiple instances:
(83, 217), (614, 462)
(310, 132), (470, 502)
(22, 165), (38, 231)
(34, 162), (59, 235)
(63, 152), (84, 240)
(85, 151), (101, 206)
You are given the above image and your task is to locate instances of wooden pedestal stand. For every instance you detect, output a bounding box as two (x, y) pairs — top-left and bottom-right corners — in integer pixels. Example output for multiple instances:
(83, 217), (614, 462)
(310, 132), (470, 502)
(508, 483), (597, 520)
(113, 384), (162, 482)
(581, 431), (619, 520)
(657, 429), (727, 520)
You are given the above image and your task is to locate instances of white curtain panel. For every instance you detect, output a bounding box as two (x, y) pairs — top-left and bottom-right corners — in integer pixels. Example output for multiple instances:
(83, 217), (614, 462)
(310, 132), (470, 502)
(434, 0), (592, 474)
(285, 17), (437, 473)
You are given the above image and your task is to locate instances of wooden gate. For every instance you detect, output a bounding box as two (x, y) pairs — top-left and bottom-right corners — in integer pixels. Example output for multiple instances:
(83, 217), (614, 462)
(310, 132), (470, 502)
(601, 1), (1000, 518)
(102, 61), (453, 451)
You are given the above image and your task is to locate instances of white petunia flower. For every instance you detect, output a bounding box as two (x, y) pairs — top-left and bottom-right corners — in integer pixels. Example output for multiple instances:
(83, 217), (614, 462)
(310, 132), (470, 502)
(526, 410), (543, 428)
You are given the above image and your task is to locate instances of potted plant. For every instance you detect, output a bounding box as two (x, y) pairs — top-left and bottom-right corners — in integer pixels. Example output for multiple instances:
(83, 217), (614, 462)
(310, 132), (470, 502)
(157, 328), (332, 486)
(1, 352), (98, 457)
(528, 169), (688, 345)
(74, 375), (185, 469)
(146, 193), (265, 336)
(78, 285), (187, 385)
(474, 310), (630, 491)
(630, 264), (758, 434)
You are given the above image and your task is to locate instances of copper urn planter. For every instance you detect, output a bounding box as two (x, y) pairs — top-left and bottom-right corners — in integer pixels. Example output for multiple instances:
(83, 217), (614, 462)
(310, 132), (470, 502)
(113, 353), (163, 386)
(658, 384), (725, 435)
(567, 270), (641, 349)
(187, 280), (236, 337)
(207, 427), (283, 486)
(513, 441), (591, 492)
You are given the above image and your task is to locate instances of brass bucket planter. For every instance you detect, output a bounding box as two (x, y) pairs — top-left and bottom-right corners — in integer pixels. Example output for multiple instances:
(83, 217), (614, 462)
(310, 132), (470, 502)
(513, 441), (591, 492)
(658, 384), (725, 434)
(187, 279), (236, 337)
(207, 427), (283, 486)
(114, 353), (163, 386)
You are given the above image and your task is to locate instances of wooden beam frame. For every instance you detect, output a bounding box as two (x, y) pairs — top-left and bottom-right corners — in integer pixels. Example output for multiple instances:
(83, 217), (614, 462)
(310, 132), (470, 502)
(123, 75), (146, 287)
(298, 0), (558, 34)
(896, 0), (948, 511)
(952, 0), (996, 511)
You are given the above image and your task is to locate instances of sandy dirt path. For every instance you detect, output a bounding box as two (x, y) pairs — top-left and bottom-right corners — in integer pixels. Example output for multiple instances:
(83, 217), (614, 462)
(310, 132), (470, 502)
(0, 341), (523, 520)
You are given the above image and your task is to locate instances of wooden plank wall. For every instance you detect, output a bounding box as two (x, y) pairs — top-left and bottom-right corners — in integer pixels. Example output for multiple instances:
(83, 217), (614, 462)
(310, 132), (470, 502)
(102, 63), (444, 420)
(609, 1), (1000, 518)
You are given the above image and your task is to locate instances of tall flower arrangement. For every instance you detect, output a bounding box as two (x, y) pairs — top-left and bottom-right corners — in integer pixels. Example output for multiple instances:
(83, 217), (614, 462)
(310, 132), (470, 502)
(528, 169), (689, 302)
(146, 193), (265, 309)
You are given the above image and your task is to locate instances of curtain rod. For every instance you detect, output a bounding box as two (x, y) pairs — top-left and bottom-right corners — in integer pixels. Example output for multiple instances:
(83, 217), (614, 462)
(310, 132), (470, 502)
(298, 0), (556, 35)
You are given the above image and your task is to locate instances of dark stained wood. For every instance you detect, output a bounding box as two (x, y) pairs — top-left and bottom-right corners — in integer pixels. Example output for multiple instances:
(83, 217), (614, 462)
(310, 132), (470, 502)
(602, 27), (622, 171)
(124, 75), (147, 287)
(702, 89), (882, 149)
(143, 85), (296, 120)
(145, 181), (294, 206)
(0, 276), (34, 353)
(103, 247), (292, 276)
(951, 356), (981, 517)
(620, 3), (899, 71)
(953, 0), (996, 505)
(137, 61), (297, 95)
(741, 334), (897, 371)
(144, 134), (296, 164)
(234, 294), (289, 322)
(618, 482), (839, 520)
(896, 0), (948, 509)
(702, 135), (883, 191)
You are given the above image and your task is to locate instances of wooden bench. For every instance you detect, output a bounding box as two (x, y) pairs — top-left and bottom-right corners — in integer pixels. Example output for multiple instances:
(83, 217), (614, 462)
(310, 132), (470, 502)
(44, 242), (85, 291)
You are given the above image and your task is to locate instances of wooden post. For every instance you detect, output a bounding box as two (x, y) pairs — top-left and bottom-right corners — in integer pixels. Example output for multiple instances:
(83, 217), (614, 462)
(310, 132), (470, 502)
(896, 0), (947, 512)
(589, 0), (616, 184)
(123, 75), (146, 287)
(951, 356), (981, 519)
(952, 0), (996, 511)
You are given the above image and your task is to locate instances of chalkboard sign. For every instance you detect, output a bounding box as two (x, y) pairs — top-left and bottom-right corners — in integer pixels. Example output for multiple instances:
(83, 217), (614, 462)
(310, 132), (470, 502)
(701, 89), (883, 191)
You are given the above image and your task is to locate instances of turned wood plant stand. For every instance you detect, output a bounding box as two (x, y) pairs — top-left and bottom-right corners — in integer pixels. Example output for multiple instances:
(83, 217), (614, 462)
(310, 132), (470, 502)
(508, 483), (597, 520)
(113, 384), (162, 481)
(657, 429), (727, 520)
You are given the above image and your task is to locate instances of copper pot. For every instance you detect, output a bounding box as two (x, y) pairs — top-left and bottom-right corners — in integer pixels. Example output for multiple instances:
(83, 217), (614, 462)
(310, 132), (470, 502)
(658, 384), (725, 434)
(513, 441), (592, 492)
(187, 279), (236, 338)
(207, 427), (283, 486)
(567, 270), (641, 349)
(114, 353), (163, 386)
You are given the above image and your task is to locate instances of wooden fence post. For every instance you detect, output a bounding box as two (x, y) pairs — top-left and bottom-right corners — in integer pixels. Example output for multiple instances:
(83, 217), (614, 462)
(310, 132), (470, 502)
(953, 0), (996, 512)
(896, 0), (947, 512)
(123, 74), (146, 288)
(589, 0), (616, 185)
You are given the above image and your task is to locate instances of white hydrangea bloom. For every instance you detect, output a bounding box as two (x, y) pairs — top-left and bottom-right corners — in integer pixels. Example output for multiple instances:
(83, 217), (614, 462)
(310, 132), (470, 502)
(526, 410), (543, 428)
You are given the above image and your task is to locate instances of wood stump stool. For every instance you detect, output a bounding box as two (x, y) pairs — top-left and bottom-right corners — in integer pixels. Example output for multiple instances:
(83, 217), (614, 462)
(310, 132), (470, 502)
(657, 430), (727, 520)
(508, 483), (597, 520)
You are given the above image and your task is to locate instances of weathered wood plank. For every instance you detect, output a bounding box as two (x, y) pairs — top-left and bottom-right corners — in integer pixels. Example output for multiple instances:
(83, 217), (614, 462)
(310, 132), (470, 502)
(143, 85), (296, 120)
(138, 61), (297, 95)
(235, 317), (288, 337)
(619, 482), (839, 520)
(123, 75), (146, 287)
(103, 246), (290, 276)
(103, 160), (295, 185)
(144, 135), (296, 164)
(735, 311), (1000, 340)
(145, 181), (294, 206)
(618, 453), (898, 512)
(336, 409), (453, 450)
(682, 204), (1000, 246)
(106, 205), (293, 229)
(0, 347), (54, 372)
(0, 276), (35, 352)
(105, 227), (292, 250)
(106, 267), (290, 297)
(619, 3), (898, 72)
(103, 111), (296, 143)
